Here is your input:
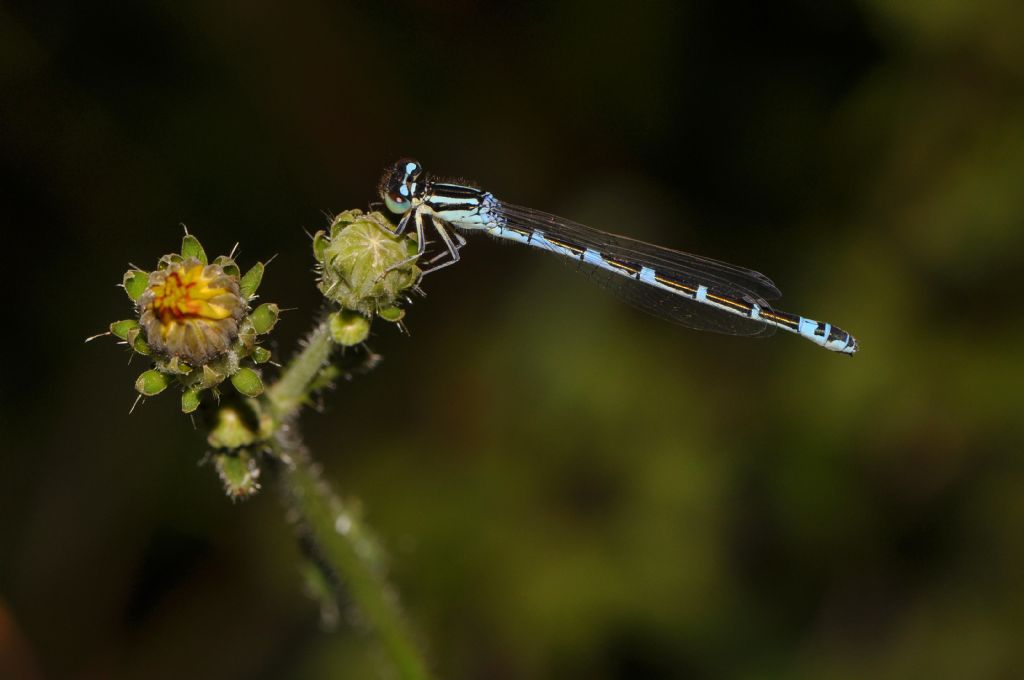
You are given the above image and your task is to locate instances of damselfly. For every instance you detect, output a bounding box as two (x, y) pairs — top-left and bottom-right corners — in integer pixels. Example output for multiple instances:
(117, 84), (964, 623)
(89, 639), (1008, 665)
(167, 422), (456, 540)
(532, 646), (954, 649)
(379, 159), (858, 355)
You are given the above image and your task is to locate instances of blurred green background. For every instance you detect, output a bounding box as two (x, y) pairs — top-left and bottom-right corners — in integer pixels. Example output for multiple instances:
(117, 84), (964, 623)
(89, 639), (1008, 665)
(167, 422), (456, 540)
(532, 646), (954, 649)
(3, 1), (1023, 678)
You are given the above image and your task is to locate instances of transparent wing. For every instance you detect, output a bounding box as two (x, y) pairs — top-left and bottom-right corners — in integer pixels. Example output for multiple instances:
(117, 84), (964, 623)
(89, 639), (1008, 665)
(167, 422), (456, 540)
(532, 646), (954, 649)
(494, 202), (780, 337)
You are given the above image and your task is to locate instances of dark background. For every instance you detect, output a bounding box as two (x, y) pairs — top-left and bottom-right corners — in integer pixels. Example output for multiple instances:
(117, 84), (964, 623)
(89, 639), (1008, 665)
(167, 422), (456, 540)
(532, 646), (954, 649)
(3, 1), (1024, 678)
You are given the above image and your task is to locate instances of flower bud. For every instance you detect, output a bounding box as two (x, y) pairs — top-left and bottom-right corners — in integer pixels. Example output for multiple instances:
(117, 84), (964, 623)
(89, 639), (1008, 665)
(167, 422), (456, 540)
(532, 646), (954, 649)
(328, 310), (371, 346)
(108, 233), (279, 411)
(214, 450), (261, 500)
(315, 210), (419, 320)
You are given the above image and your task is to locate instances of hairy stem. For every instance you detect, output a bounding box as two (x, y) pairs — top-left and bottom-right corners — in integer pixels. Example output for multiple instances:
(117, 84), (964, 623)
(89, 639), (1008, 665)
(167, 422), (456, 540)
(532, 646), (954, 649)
(266, 320), (334, 422)
(275, 443), (430, 680)
(265, 319), (430, 679)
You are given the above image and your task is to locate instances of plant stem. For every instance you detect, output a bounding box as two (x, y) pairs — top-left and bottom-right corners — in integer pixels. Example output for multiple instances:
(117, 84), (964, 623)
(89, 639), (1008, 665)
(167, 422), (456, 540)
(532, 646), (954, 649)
(277, 447), (430, 680)
(264, 319), (431, 679)
(266, 319), (334, 422)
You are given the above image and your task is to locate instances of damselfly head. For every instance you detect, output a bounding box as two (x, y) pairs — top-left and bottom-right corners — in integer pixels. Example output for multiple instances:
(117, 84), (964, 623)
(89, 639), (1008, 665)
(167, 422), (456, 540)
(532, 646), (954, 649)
(380, 158), (423, 215)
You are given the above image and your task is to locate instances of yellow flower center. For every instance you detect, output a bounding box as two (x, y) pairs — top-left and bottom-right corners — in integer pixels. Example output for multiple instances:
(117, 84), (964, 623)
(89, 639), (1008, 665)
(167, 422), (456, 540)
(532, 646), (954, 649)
(137, 259), (245, 365)
(149, 264), (233, 336)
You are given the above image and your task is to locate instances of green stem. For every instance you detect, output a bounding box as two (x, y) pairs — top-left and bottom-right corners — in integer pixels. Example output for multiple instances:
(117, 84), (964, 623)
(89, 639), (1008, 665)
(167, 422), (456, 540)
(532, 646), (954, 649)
(264, 319), (431, 679)
(277, 448), (430, 680)
(266, 320), (333, 422)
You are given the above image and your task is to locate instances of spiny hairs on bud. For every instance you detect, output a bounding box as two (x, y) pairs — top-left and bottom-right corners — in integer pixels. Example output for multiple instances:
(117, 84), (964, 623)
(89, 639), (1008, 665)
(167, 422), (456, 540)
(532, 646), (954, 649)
(313, 210), (420, 324)
(110, 233), (278, 413)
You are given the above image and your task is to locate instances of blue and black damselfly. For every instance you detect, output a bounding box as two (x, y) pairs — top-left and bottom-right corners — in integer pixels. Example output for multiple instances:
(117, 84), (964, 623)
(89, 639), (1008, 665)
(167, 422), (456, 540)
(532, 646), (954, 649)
(379, 159), (858, 355)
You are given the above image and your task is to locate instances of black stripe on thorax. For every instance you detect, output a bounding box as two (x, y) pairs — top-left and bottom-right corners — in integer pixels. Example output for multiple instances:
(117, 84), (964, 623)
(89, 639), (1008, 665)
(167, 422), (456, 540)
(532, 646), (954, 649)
(426, 199), (480, 213)
(428, 182), (486, 200)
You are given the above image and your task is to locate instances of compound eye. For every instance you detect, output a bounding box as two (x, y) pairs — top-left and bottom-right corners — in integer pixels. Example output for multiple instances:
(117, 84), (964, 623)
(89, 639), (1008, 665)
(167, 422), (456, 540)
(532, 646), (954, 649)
(384, 190), (410, 215)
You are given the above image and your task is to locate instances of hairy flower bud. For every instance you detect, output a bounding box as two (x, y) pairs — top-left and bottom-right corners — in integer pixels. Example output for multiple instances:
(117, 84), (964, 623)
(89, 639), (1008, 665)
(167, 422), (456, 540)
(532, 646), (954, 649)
(105, 233), (277, 413)
(314, 210), (420, 322)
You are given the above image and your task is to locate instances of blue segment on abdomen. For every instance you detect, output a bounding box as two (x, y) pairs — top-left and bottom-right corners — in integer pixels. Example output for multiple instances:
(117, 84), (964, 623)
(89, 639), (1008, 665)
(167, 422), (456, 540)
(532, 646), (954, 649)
(582, 248), (606, 267)
(797, 317), (829, 347)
